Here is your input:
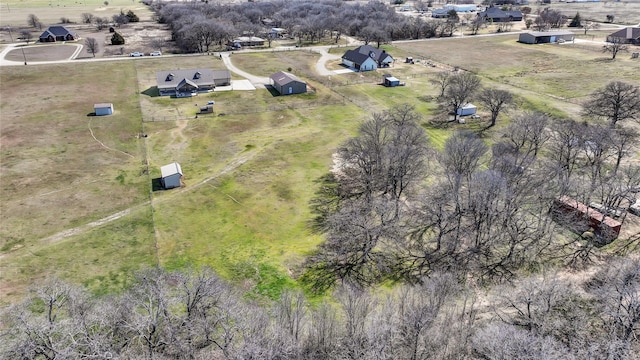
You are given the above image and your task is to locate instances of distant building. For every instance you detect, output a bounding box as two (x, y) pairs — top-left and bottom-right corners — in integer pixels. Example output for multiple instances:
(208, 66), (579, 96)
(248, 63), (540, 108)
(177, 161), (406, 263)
(382, 74), (401, 87)
(443, 4), (478, 12)
(519, 31), (575, 44)
(341, 45), (394, 72)
(229, 36), (265, 48)
(478, 6), (523, 22)
(160, 162), (183, 189)
(39, 26), (78, 42)
(270, 71), (307, 95)
(607, 27), (640, 45)
(94, 103), (114, 116)
(457, 103), (477, 116)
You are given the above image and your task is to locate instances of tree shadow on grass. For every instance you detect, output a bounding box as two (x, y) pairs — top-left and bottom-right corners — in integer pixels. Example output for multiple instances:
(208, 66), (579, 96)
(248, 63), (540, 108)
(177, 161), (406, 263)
(142, 87), (160, 97)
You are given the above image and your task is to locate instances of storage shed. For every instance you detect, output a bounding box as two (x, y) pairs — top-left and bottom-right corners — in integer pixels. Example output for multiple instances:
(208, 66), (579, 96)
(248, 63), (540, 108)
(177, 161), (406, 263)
(94, 103), (114, 116)
(270, 71), (307, 95)
(383, 74), (401, 87)
(519, 31), (575, 44)
(457, 103), (477, 116)
(160, 162), (183, 189)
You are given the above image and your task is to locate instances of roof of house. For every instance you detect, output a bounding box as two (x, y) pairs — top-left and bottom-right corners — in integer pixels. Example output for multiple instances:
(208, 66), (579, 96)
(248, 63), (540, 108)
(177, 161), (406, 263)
(233, 36), (265, 43)
(524, 30), (575, 37)
(161, 162), (183, 178)
(479, 7), (522, 18)
(608, 27), (640, 39)
(156, 69), (215, 90)
(39, 25), (77, 38)
(342, 45), (392, 65)
(212, 69), (231, 79)
(94, 103), (113, 108)
(270, 71), (305, 87)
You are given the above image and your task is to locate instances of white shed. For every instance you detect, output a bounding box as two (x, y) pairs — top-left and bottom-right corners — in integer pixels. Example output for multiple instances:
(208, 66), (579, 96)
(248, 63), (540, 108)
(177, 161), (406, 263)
(457, 103), (477, 116)
(94, 103), (114, 116)
(160, 162), (183, 189)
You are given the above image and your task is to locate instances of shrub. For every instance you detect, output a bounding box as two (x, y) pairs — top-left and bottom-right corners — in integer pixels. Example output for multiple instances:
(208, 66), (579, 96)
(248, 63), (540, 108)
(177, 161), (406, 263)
(111, 31), (125, 45)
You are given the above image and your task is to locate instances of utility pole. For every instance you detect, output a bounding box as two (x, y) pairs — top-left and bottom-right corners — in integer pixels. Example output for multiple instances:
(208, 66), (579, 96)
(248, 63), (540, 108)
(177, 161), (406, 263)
(7, 26), (28, 65)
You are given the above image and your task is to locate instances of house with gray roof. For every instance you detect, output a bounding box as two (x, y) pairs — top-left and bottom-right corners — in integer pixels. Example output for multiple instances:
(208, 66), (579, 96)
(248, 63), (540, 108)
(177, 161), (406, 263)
(478, 6), (523, 22)
(341, 45), (394, 72)
(607, 27), (640, 45)
(156, 69), (217, 97)
(39, 26), (78, 42)
(270, 71), (307, 95)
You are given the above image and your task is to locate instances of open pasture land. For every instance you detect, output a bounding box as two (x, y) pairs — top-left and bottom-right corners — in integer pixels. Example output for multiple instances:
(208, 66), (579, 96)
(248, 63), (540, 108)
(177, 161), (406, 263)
(394, 34), (640, 117)
(0, 0), (155, 27)
(1, 31), (639, 303)
(544, 0), (640, 25)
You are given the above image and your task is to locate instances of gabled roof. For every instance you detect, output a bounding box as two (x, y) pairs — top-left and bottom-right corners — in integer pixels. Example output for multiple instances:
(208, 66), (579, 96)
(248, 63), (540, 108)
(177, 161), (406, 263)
(270, 71), (305, 87)
(526, 30), (575, 37)
(94, 103), (113, 109)
(608, 27), (640, 39)
(176, 78), (198, 90)
(342, 45), (392, 65)
(479, 7), (522, 19)
(39, 25), (77, 38)
(156, 69), (215, 90)
(161, 162), (183, 178)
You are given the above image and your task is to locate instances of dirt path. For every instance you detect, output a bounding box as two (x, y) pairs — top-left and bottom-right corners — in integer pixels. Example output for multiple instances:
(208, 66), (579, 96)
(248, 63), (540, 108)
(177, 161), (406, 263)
(25, 150), (259, 249)
(168, 118), (188, 151)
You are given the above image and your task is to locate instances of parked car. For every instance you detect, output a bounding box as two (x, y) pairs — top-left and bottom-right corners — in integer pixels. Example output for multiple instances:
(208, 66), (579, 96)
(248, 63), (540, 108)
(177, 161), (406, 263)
(149, 51), (162, 56)
(130, 52), (144, 57)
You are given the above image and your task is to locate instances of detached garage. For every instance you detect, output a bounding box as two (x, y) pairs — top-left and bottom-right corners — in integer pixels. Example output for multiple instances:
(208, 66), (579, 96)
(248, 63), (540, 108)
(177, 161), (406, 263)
(270, 71), (307, 95)
(519, 31), (575, 44)
(94, 103), (114, 116)
(160, 162), (183, 189)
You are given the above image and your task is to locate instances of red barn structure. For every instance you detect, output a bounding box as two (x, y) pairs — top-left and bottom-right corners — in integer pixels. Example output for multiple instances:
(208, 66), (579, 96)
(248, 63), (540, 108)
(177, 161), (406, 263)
(552, 196), (621, 246)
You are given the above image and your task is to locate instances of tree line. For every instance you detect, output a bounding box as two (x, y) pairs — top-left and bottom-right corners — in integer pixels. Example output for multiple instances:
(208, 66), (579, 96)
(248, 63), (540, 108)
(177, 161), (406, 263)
(150, 0), (466, 53)
(1, 260), (638, 359)
(303, 78), (639, 291)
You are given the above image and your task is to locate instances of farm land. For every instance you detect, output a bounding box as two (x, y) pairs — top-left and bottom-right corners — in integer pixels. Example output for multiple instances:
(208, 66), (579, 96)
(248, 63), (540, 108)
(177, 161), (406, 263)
(1, 0), (640, 305)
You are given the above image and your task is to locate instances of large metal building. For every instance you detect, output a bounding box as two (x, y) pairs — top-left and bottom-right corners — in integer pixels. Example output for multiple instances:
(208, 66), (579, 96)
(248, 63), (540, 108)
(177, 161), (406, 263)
(269, 71), (307, 95)
(519, 31), (575, 44)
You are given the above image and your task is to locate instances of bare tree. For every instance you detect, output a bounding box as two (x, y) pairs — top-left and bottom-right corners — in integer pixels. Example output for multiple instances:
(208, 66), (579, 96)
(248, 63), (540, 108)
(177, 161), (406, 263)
(81, 12), (94, 24)
(429, 71), (452, 98)
(468, 16), (485, 35)
(582, 21), (599, 35)
(27, 14), (42, 30)
(603, 37), (629, 60)
(94, 17), (109, 31)
(583, 81), (640, 128)
(19, 29), (32, 44)
(477, 88), (513, 127)
(442, 72), (481, 122)
(84, 37), (99, 57)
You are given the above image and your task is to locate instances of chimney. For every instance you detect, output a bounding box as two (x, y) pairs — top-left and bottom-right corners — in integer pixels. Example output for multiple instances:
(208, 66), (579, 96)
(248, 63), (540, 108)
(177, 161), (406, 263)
(628, 27), (633, 39)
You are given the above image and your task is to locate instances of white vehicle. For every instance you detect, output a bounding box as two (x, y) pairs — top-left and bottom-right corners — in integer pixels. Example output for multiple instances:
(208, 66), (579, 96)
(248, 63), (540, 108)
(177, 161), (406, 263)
(130, 52), (145, 57)
(149, 51), (162, 56)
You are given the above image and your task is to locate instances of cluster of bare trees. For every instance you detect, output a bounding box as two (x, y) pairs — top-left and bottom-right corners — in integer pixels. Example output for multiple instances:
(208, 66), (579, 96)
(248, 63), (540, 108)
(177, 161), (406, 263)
(150, 0), (465, 53)
(2, 261), (638, 359)
(304, 98), (639, 291)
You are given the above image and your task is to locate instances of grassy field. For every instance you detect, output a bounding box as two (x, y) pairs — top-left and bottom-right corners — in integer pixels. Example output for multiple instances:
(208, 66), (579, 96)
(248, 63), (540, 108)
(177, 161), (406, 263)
(1, 29), (639, 304)
(0, 0), (155, 27)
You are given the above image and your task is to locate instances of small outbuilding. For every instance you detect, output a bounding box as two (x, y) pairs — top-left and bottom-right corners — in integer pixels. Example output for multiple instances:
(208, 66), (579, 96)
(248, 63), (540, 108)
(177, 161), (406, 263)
(519, 31), (575, 44)
(457, 103), (477, 116)
(160, 162), (183, 189)
(94, 103), (114, 116)
(383, 74), (401, 87)
(270, 71), (307, 95)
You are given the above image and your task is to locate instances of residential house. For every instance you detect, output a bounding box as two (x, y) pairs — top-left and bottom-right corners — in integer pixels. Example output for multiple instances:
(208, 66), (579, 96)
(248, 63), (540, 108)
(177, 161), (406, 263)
(160, 162), (183, 189)
(39, 26), (78, 42)
(519, 31), (575, 44)
(94, 103), (114, 116)
(229, 36), (265, 48)
(270, 71), (307, 95)
(431, 9), (451, 18)
(341, 45), (394, 72)
(607, 27), (640, 45)
(156, 69), (216, 97)
(478, 6), (523, 22)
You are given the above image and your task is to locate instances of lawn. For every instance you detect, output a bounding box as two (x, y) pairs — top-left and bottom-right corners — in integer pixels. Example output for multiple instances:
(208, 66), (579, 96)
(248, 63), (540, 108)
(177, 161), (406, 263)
(2, 29), (639, 304)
